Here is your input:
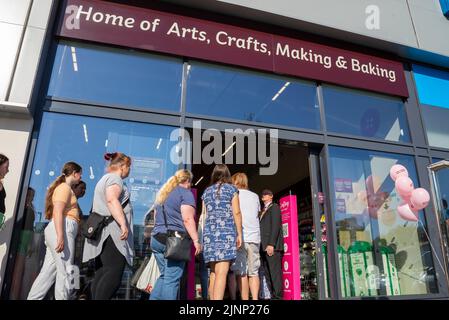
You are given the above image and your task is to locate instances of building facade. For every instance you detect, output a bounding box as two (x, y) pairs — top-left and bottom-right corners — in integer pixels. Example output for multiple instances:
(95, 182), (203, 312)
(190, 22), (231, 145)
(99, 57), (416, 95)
(1, 0), (449, 300)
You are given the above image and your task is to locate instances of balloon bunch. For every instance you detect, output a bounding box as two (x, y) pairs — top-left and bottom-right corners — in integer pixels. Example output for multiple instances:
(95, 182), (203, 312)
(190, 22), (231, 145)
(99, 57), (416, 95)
(358, 175), (388, 219)
(389, 164), (430, 222)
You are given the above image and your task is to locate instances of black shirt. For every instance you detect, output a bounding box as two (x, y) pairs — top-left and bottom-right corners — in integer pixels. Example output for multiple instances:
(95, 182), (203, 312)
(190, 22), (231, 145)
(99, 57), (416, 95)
(0, 185), (6, 214)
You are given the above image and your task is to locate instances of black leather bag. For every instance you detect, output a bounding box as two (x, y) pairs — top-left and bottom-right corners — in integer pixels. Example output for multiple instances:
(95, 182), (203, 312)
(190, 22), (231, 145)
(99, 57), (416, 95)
(161, 205), (192, 262)
(82, 198), (129, 241)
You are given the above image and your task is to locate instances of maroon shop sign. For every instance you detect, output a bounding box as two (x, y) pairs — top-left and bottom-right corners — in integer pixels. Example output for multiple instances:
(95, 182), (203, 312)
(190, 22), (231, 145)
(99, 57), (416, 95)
(59, 0), (409, 97)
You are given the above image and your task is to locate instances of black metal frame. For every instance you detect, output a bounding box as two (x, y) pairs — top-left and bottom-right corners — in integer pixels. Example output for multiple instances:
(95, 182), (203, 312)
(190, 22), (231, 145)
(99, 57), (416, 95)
(3, 0), (449, 301)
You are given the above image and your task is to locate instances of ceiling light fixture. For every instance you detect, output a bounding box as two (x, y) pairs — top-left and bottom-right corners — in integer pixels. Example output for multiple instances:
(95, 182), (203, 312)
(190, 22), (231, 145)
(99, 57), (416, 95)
(222, 141), (236, 156)
(71, 46), (79, 72)
(272, 82), (290, 101)
(83, 124), (88, 143)
(156, 138), (163, 150)
(194, 176), (204, 186)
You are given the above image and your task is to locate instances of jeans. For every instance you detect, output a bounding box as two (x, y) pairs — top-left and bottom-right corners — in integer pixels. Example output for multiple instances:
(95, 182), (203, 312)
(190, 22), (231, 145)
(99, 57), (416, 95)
(149, 236), (186, 300)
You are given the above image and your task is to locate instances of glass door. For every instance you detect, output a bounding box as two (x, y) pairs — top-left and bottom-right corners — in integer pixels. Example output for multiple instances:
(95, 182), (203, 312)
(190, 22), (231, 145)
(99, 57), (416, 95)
(428, 160), (449, 286)
(8, 112), (180, 300)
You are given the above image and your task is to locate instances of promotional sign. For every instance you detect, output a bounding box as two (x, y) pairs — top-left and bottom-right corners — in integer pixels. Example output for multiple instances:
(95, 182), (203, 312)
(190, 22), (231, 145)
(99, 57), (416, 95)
(280, 195), (301, 300)
(334, 178), (353, 193)
(58, 0), (408, 97)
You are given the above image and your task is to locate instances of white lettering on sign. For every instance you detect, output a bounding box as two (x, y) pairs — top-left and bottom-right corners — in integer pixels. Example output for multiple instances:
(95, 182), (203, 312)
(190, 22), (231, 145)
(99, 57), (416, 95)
(140, 19), (160, 32)
(167, 22), (208, 42)
(63, 3), (404, 95)
(351, 59), (396, 82)
(74, 5), (167, 31)
(216, 31), (268, 53)
(280, 200), (289, 211)
(275, 43), (332, 69)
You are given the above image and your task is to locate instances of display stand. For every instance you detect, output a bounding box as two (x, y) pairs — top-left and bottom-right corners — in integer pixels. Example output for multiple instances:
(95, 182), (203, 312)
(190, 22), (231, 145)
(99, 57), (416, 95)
(280, 195), (301, 300)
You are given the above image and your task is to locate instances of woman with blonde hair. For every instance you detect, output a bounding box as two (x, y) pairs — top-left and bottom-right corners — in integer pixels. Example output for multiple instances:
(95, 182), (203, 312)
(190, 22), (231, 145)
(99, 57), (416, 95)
(28, 161), (82, 300)
(83, 152), (133, 300)
(150, 169), (201, 300)
(202, 164), (243, 300)
(231, 172), (261, 300)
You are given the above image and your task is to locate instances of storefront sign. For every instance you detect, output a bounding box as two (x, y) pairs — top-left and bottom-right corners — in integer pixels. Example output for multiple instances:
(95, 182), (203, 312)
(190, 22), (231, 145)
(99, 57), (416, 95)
(58, 0), (409, 97)
(336, 198), (347, 213)
(280, 195), (301, 300)
(334, 178), (353, 193)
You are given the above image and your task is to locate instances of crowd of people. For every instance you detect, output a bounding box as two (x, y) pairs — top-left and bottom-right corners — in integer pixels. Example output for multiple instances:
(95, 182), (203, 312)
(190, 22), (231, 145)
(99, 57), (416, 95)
(1, 151), (284, 300)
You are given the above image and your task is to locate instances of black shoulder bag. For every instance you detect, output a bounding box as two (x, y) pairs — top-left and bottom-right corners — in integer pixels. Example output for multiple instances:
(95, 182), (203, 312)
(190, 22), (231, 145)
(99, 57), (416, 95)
(161, 205), (192, 262)
(82, 198), (129, 241)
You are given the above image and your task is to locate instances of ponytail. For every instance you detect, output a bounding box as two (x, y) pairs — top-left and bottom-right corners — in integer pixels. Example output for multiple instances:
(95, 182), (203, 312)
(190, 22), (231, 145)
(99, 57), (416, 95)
(155, 169), (192, 205)
(44, 162), (82, 220)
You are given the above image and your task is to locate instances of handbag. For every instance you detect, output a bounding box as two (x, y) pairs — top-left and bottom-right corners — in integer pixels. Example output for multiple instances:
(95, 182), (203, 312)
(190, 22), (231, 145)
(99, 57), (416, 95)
(135, 254), (160, 293)
(82, 198), (129, 240)
(161, 205), (192, 262)
(131, 255), (150, 288)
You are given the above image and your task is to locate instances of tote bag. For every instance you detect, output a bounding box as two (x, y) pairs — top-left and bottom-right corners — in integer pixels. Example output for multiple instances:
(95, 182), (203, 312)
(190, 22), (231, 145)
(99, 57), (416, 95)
(136, 254), (161, 294)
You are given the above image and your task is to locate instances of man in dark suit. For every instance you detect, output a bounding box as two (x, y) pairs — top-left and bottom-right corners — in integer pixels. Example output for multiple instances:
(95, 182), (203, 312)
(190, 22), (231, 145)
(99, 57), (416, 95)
(259, 189), (283, 300)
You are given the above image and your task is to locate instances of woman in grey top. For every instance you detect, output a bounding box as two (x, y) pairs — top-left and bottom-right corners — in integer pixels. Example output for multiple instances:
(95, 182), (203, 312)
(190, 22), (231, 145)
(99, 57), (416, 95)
(83, 152), (133, 300)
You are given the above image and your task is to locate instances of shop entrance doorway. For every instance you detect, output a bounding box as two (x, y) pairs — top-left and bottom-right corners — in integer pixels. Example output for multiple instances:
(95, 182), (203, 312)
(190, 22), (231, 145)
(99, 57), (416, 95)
(428, 160), (449, 287)
(187, 129), (327, 300)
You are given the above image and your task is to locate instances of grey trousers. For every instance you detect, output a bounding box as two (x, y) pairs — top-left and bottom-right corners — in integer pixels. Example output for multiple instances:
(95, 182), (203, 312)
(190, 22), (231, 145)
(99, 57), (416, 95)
(27, 218), (78, 300)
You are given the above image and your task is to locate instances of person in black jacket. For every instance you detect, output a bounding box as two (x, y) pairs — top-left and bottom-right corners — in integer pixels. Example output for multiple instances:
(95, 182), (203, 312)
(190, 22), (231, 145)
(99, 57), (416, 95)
(259, 189), (283, 300)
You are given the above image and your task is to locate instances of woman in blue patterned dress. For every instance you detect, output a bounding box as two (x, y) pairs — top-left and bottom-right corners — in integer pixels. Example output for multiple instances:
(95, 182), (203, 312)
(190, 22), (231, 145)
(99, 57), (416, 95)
(201, 164), (243, 300)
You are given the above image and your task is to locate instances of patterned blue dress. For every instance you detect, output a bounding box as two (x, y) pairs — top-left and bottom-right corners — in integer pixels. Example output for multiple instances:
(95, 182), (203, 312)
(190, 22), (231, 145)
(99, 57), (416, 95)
(201, 183), (239, 264)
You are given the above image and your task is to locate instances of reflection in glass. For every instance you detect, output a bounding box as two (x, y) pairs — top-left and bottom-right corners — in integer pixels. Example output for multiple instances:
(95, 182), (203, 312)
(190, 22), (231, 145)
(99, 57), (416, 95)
(328, 146), (437, 297)
(421, 106), (449, 149)
(48, 41), (183, 112)
(430, 158), (449, 278)
(11, 112), (179, 300)
(414, 65), (449, 149)
(323, 86), (410, 142)
(186, 62), (321, 130)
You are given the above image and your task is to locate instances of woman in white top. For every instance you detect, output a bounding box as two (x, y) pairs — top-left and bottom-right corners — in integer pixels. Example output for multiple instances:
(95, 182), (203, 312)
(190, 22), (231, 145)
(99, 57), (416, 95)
(231, 172), (261, 300)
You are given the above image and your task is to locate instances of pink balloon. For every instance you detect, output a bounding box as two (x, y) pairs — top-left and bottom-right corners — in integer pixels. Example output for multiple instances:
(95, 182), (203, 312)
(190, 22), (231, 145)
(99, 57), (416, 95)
(395, 176), (414, 199)
(410, 188), (430, 210)
(390, 164), (408, 181)
(397, 202), (419, 222)
(401, 193), (412, 203)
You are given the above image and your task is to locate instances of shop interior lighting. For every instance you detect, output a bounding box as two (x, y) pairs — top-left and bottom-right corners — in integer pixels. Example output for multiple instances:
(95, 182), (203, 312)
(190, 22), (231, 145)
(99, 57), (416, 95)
(71, 46), (78, 72)
(83, 124), (88, 143)
(156, 138), (163, 150)
(194, 176), (204, 186)
(272, 82), (290, 101)
(222, 141), (236, 156)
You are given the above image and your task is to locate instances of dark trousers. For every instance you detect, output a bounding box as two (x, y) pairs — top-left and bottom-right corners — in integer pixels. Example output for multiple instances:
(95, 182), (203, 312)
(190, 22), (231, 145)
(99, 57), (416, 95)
(261, 251), (283, 300)
(91, 236), (126, 300)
